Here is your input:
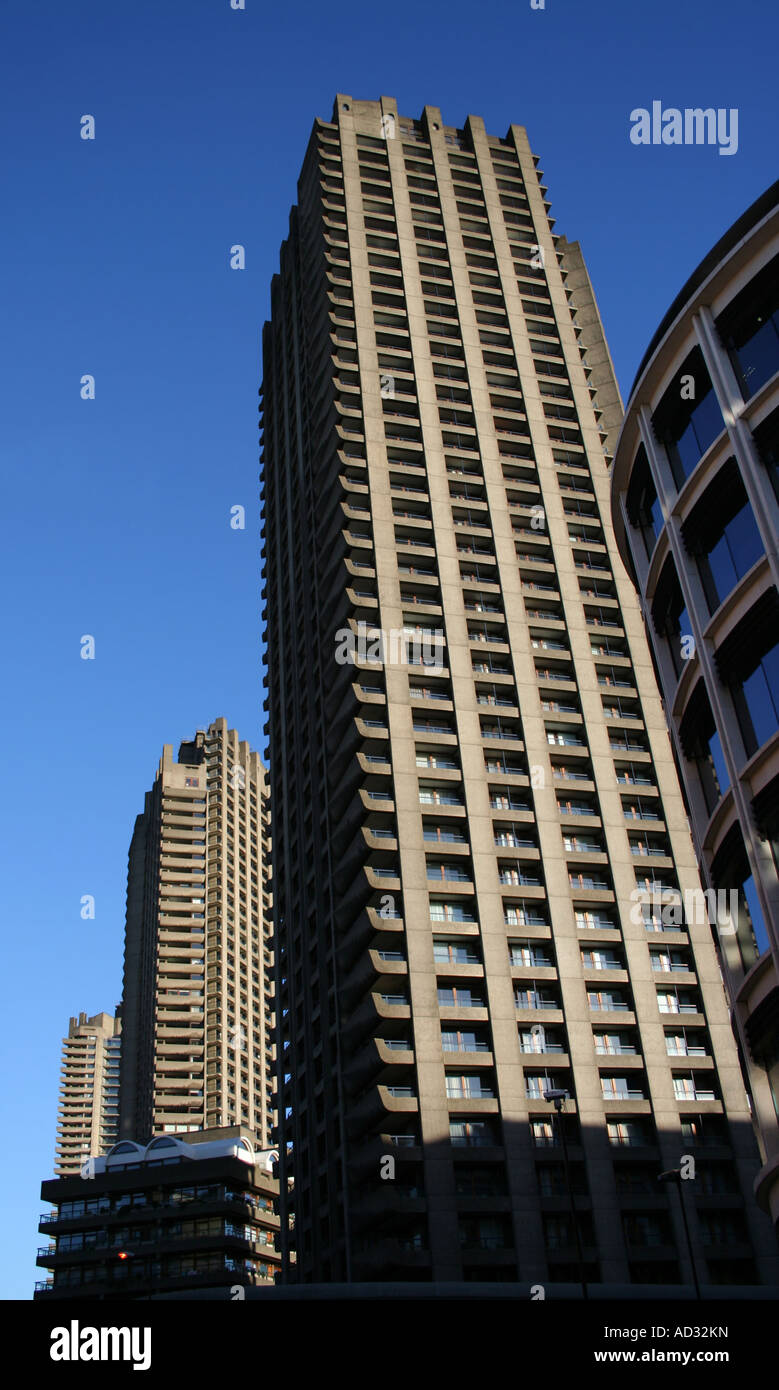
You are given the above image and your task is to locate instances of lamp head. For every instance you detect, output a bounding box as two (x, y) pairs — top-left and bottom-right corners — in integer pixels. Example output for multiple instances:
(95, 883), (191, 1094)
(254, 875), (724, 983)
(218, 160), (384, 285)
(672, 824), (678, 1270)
(658, 1169), (682, 1184)
(543, 1087), (569, 1111)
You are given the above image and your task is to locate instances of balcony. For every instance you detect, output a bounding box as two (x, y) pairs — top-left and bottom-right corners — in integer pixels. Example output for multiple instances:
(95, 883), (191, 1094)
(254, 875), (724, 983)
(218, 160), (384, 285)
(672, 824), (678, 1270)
(344, 1035), (415, 1091)
(673, 1085), (717, 1103)
(499, 870), (542, 888)
(347, 1131), (422, 1180)
(35, 1258), (278, 1299)
(330, 751), (392, 818)
(427, 864), (474, 887)
(458, 1240), (517, 1267)
(665, 1042), (708, 1059)
(352, 1237), (431, 1274)
(338, 863), (401, 926)
(336, 905), (404, 967)
(515, 992), (562, 1018)
(343, 989), (411, 1043)
(347, 1083), (419, 1138)
(340, 947), (408, 1009)
(350, 1186), (426, 1233)
(588, 999), (635, 1024)
(582, 958), (624, 974)
(438, 992), (489, 1023)
(568, 876), (613, 897)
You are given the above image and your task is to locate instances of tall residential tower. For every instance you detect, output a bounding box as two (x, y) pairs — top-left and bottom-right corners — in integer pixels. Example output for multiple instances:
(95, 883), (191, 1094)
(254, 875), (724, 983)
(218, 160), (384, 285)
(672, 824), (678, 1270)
(119, 718), (274, 1147)
(54, 1011), (121, 1175)
(261, 96), (777, 1287)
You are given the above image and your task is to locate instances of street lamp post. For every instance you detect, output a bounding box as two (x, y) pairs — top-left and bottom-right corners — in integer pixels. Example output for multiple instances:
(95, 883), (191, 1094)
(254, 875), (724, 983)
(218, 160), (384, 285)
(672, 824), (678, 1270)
(658, 1168), (701, 1299)
(545, 1089), (588, 1300)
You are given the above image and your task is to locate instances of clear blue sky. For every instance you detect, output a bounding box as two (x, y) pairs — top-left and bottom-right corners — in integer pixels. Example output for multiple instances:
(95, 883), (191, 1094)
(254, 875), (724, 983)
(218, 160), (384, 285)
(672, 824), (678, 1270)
(0, 0), (775, 1300)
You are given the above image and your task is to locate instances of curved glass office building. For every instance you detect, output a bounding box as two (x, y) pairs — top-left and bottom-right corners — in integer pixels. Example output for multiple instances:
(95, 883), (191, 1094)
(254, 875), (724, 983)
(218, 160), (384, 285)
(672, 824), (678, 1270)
(611, 183), (779, 1225)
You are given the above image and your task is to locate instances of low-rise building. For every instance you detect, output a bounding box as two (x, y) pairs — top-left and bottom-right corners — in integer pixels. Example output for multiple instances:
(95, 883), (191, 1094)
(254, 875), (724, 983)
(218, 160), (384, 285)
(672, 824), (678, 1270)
(35, 1126), (280, 1299)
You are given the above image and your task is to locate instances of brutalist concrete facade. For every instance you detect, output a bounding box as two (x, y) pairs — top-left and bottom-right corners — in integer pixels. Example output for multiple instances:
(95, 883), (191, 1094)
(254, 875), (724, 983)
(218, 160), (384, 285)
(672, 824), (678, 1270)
(260, 96), (777, 1287)
(119, 718), (274, 1147)
(54, 1011), (122, 1175)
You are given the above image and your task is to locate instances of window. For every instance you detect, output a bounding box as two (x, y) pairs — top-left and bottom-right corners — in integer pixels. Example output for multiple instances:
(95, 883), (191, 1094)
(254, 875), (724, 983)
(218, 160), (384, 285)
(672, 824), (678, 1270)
(430, 901), (476, 924)
(588, 989), (628, 1011)
(650, 949), (689, 973)
(679, 679), (729, 812)
(544, 1214), (584, 1250)
(450, 1119), (496, 1147)
(699, 1212), (745, 1245)
(581, 949), (622, 970)
(665, 1031), (706, 1057)
(680, 1114), (726, 1146)
(446, 1073), (494, 1098)
(519, 1027), (563, 1054)
(455, 1167), (507, 1197)
(651, 346), (723, 486)
(516, 983), (558, 1010)
(625, 445), (663, 561)
(602, 1076), (643, 1100)
(705, 502), (763, 608)
(525, 1072), (558, 1098)
(438, 986), (483, 1008)
(505, 903), (547, 927)
(531, 1118), (556, 1146)
(434, 939), (480, 965)
(594, 1033), (636, 1055)
(673, 1074), (715, 1101)
(442, 1028), (488, 1052)
(681, 460), (764, 615)
(608, 1119), (650, 1147)
(623, 1213), (670, 1247)
(576, 911), (616, 931)
(717, 256), (779, 400)
(564, 836), (602, 854)
(657, 990), (698, 1014)
(427, 860), (472, 882)
(459, 1215), (509, 1251)
(509, 942), (552, 967)
(732, 641), (779, 756)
